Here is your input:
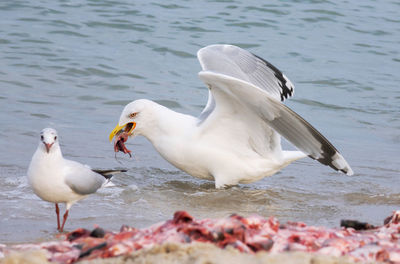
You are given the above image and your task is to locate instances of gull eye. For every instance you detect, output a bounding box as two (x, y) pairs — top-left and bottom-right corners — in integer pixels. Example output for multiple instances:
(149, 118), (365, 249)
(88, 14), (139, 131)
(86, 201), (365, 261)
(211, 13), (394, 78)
(41, 135), (44, 140)
(54, 136), (57, 140)
(129, 112), (137, 119)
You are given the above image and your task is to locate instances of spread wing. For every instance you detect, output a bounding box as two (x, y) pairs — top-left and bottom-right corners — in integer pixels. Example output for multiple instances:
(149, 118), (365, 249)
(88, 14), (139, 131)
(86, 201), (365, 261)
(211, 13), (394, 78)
(198, 44), (294, 102)
(198, 70), (353, 175)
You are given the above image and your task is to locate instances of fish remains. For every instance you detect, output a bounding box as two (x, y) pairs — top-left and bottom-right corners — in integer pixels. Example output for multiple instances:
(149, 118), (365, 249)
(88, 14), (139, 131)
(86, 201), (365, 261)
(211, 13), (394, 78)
(1, 211), (400, 263)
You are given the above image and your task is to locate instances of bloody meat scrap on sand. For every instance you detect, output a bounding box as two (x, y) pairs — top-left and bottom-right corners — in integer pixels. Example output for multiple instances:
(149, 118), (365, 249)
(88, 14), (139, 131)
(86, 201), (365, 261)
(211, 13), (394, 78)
(1, 211), (400, 263)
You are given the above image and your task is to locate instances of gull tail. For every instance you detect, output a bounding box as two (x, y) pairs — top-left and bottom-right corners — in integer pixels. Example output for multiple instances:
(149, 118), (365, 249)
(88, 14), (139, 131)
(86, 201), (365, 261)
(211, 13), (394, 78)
(282, 151), (307, 166)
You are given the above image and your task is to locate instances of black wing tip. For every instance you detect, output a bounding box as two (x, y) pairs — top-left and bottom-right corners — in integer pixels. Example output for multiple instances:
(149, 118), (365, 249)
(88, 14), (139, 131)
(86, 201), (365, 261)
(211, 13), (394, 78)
(103, 174), (113, 180)
(93, 169), (127, 179)
(252, 53), (294, 102)
(309, 150), (354, 176)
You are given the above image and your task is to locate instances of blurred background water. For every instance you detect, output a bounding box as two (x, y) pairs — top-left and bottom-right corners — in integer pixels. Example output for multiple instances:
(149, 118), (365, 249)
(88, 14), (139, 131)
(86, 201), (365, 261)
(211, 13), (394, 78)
(0, 0), (399, 244)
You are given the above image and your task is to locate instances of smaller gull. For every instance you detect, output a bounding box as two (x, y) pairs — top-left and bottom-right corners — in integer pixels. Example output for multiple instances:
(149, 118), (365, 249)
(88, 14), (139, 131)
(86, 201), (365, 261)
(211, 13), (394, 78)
(28, 128), (126, 232)
(109, 44), (353, 188)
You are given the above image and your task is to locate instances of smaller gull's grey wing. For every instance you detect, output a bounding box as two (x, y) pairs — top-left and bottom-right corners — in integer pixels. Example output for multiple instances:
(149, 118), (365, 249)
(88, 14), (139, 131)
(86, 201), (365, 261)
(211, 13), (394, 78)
(197, 44), (294, 102)
(64, 160), (106, 195)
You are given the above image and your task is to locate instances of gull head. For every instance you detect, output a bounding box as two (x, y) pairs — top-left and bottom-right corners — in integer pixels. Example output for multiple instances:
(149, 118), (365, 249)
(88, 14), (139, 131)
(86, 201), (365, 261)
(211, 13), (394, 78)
(109, 99), (155, 142)
(109, 99), (157, 156)
(40, 128), (59, 154)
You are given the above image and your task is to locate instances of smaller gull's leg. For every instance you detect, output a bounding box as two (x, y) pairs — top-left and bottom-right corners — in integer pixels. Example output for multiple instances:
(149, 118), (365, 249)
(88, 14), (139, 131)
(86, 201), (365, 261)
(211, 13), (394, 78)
(55, 203), (60, 230)
(60, 209), (69, 233)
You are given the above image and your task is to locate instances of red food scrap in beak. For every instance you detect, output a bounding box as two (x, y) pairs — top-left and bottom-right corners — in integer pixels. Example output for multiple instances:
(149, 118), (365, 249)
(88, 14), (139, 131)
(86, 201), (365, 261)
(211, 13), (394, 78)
(114, 132), (132, 157)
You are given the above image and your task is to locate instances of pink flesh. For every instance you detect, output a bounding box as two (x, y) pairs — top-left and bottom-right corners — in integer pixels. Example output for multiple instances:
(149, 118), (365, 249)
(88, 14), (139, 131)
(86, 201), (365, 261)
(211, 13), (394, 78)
(114, 132), (132, 157)
(5, 210), (400, 263)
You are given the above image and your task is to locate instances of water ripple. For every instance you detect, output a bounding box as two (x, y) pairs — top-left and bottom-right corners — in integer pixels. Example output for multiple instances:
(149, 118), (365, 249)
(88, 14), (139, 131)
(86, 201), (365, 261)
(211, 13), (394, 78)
(154, 99), (182, 109)
(346, 26), (391, 36)
(227, 21), (277, 29)
(50, 19), (81, 29)
(103, 100), (133, 105)
(20, 38), (53, 44)
(294, 98), (372, 114)
(77, 95), (104, 101)
(152, 3), (187, 9)
(303, 9), (344, 17)
(86, 21), (153, 32)
(175, 26), (219, 33)
(152, 46), (195, 58)
(0, 80), (32, 88)
(30, 113), (51, 119)
(245, 6), (289, 16)
(48, 30), (89, 38)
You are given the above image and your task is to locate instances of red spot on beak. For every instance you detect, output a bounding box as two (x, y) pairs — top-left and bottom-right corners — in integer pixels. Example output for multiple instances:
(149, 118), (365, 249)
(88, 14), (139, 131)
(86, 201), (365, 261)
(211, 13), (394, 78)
(45, 143), (53, 153)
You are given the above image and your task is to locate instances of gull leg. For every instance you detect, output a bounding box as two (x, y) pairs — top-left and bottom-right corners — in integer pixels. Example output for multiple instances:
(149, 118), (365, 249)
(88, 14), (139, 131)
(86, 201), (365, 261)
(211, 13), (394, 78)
(60, 209), (69, 233)
(55, 203), (60, 230)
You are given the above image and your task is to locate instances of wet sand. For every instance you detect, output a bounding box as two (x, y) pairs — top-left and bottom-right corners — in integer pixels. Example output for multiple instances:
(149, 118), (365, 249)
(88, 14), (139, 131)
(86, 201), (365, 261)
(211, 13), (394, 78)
(3, 243), (360, 264)
(83, 243), (361, 264)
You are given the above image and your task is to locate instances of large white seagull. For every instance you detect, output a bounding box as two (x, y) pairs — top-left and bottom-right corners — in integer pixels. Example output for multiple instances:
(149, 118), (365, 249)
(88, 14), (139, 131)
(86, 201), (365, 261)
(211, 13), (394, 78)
(109, 44), (353, 188)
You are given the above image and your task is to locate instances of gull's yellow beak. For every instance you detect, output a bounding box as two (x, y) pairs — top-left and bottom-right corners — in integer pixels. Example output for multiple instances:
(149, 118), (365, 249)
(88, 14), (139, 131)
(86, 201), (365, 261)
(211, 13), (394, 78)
(109, 122), (136, 142)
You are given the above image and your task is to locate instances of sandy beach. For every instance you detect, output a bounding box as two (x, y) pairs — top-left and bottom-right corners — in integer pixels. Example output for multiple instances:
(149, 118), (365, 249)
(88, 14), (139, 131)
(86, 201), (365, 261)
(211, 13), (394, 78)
(3, 243), (360, 264)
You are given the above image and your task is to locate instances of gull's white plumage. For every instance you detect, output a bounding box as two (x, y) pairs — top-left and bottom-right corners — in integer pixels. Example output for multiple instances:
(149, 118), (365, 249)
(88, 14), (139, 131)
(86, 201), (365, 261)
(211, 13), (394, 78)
(111, 44), (353, 188)
(28, 128), (122, 232)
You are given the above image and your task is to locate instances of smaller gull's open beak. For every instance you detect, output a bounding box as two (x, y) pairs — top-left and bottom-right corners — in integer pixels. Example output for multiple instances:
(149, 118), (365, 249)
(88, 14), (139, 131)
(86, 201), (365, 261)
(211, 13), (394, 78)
(44, 143), (53, 153)
(109, 122), (136, 142)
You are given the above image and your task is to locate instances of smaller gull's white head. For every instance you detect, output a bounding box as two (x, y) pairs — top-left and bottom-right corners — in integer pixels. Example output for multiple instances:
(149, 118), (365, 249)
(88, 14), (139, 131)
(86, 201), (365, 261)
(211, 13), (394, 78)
(39, 128), (59, 154)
